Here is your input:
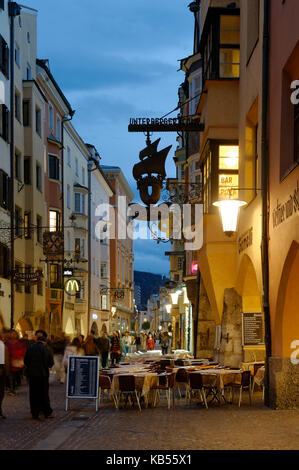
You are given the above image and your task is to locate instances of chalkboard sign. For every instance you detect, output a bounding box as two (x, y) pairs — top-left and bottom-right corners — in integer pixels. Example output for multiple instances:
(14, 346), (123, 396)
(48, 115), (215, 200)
(242, 312), (265, 346)
(66, 356), (99, 411)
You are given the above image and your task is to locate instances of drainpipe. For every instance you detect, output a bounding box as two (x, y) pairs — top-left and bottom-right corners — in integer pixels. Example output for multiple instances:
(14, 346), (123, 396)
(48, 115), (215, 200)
(261, 0), (271, 407)
(61, 111), (74, 335)
(8, 2), (21, 330)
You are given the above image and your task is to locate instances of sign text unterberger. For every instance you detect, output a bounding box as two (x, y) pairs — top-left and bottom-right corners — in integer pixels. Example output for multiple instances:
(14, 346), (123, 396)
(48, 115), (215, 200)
(272, 181), (299, 228)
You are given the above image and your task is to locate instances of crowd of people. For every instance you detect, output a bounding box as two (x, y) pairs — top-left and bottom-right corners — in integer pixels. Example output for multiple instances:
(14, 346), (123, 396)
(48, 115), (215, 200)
(0, 327), (171, 420)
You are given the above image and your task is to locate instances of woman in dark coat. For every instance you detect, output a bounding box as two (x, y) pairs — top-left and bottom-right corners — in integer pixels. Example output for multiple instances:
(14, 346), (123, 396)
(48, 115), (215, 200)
(110, 331), (121, 364)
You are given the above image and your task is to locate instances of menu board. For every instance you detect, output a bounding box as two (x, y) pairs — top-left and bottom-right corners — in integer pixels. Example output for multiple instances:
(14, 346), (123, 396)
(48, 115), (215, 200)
(66, 356), (99, 399)
(242, 312), (265, 346)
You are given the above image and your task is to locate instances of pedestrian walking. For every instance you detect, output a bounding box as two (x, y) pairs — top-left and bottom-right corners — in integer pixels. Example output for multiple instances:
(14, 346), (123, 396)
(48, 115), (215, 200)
(146, 333), (155, 351)
(61, 337), (84, 383)
(135, 333), (142, 352)
(6, 330), (26, 394)
(140, 332), (147, 352)
(0, 332), (9, 419)
(160, 331), (170, 355)
(110, 331), (121, 365)
(50, 335), (66, 384)
(24, 334), (54, 420)
(122, 331), (131, 357)
(83, 334), (100, 356)
(96, 332), (110, 368)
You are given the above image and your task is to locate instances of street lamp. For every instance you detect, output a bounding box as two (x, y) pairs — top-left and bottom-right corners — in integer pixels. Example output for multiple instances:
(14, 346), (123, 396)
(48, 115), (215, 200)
(213, 199), (247, 237)
(165, 304), (172, 314)
(170, 292), (179, 305)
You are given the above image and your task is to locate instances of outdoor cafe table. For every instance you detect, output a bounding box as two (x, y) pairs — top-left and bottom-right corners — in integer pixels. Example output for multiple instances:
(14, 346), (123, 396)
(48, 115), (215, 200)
(173, 367), (242, 399)
(109, 367), (159, 402)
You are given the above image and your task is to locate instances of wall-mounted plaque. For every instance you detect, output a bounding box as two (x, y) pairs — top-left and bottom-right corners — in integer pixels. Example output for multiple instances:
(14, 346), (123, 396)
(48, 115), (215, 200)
(242, 312), (265, 346)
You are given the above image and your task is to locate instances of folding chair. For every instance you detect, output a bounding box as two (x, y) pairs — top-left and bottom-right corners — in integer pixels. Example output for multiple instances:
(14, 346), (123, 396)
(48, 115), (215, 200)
(98, 375), (117, 409)
(187, 372), (208, 409)
(231, 370), (252, 407)
(117, 375), (142, 411)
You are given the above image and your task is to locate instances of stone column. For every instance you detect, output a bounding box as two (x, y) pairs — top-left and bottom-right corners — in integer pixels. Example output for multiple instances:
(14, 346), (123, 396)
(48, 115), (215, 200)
(219, 288), (243, 367)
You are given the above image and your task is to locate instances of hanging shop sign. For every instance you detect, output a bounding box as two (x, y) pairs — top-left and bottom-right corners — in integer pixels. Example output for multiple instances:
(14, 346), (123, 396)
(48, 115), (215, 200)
(128, 116), (204, 133)
(242, 312), (265, 347)
(12, 269), (43, 285)
(64, 278), (81, 296)
(43, 232), (64, 256)
(63, 268), (73, 277)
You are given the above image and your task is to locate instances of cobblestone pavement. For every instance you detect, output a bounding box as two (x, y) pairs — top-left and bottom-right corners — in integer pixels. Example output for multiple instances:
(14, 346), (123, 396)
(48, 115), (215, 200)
(1, 377), (299, 451)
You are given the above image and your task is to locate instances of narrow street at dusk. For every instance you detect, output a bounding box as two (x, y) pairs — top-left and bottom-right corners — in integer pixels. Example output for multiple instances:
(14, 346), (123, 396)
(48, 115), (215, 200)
(1, 380), (299, 451)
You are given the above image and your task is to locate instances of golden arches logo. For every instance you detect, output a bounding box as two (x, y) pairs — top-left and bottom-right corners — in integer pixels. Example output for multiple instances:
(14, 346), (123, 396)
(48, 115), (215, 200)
(64, 279), (81, 296)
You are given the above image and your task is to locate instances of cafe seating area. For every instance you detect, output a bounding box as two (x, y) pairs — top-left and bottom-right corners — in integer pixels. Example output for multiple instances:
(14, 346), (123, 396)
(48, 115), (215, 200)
(98, 354), (265, 411)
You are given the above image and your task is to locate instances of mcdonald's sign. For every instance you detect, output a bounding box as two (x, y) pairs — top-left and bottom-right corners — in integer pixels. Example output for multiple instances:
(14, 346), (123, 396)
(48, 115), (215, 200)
(64, 278), (81, 296)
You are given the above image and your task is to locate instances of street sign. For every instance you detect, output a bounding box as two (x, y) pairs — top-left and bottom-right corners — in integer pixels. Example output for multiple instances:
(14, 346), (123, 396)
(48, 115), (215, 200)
(66, 356), (99, 411)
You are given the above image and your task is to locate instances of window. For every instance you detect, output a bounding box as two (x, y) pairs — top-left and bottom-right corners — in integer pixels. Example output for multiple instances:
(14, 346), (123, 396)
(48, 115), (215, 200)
(66, 232), (71, 253)
(24, 212), (31, 239)
(0, 1), (5, 10)
(36, 215), (42, 243)
(219, 16), (240, 78)
(15, 151), (21, 181)
(24, 157), (31, 184)
(0, 170), (9, 209)
(0, 35), (9, 79)
(67, 185), (71, 209)
(247, 0), (259, 63)
(101, 295), (108, 310)
(201, 12), (240, 85)
(218, 145), (239, 200)
(0, 243), (9, 279)
(15, 90), (21, 122)
(15, 264), (22, 293)
(101, 263), (108, 278)
(35, 107), (41, 136)
(26, 63), (32, 80)
(74, 193), (85, 214)
(202, 145), (212, 214)
(15, 44), (20, 67)
(49, 210), (60, 232)
(49, 154), (59, 180)
(27, 32), (30, 44)
(178, 257), (183, 271)
(36, 163), (42, 191)
(67, 147), (71, 166)
(0, 104), (9, 141)
(56, 116), (61, 141)
(82, 167), (85, 186)
(50, 264), (61, 288)
(15, 206), (22, 238)
(75, 238), (81, 255)
(23, 100), (30, 127)
(75, 158), (79, 177)
(49, 104), (54, 131)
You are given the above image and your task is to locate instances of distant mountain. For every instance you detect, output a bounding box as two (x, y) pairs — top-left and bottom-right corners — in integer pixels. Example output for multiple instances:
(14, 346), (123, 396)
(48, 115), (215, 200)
(134, 271), (169, 311)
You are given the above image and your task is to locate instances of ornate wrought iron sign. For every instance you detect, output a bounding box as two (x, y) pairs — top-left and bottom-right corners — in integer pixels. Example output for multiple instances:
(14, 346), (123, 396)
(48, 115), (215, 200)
(128, 117), (204, 133)
(12, 269), (43, 285)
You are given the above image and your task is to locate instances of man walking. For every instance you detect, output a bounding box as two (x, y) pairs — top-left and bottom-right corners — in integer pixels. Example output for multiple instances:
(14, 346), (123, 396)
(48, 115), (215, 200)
(97, 332), (110, 369)
(24, 334), (54, 420)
